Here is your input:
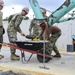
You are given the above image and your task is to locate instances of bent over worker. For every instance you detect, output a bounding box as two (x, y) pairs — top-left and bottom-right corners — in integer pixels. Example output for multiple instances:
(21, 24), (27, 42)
(37, 22), (61, 57)
(7, 7), (29, 60)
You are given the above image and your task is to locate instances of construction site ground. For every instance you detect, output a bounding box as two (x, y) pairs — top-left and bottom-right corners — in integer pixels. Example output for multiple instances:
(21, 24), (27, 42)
(0, 47), (75, 75)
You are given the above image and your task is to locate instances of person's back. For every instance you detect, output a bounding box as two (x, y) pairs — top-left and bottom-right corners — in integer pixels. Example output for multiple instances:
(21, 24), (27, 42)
(45, 26), (61, 39)
(49, 26), (61, 33)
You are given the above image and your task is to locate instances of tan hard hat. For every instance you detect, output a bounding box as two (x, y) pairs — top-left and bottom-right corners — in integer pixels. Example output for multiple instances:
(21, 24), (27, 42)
(40, 7), (46, 13)
(0, 0), (4, 6)
(22, 7), (29, 14)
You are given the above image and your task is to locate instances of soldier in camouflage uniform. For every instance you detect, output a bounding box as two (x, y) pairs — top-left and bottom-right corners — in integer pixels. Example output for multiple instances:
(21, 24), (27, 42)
(0, 0), (4, 59)
(29, 19), (42, 37)
(29, 7), (47, 39)
(38, 22), (61, 57)
(35, 8), (61, 57)
(45, 25), (61, 57)
(7, 7), (29, 60)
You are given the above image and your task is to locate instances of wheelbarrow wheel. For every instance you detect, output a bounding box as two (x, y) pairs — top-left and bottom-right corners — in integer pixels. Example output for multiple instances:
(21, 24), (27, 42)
(37, 50), (51, 63)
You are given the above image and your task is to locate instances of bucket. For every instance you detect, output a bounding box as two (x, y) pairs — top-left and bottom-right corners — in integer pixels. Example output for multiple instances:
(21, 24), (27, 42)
(67, 45), (74, 52)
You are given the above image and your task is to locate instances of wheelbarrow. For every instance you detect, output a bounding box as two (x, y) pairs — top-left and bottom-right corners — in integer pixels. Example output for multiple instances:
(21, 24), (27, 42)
(2, 40), (52, 63)
(2, 35), (52, 63)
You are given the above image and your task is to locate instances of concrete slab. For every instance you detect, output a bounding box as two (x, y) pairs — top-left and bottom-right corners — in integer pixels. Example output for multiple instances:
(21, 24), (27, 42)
(0, 48), (75, 75)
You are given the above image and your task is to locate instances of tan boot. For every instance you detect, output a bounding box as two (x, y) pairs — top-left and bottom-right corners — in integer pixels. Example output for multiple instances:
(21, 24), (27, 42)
(53, 53), (61, 58)
(14, 54), (19, 57)
(10, 53), (20, 60)
(0, 54), (4, 59)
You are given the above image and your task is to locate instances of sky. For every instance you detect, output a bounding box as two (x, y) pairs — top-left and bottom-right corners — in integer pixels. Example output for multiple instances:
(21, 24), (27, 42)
(2, 0), (75, 19)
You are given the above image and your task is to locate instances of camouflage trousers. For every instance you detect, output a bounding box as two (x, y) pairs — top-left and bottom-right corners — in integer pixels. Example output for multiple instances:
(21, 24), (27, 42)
(7, 31), (17, 54)
(46, 31), (61, 55)
(0, 28), (3, 51)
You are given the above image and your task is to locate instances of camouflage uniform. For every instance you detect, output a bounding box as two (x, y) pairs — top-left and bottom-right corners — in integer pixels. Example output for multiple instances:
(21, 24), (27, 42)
(0, 10), (3, 50)
(46, 26), (61, 57)
(46, 31), (61, 55)
(29, 7), (47, 39)
(40, 25), (61, 57)
(7, 13), (23, 54)
(29, 18), (42, 37)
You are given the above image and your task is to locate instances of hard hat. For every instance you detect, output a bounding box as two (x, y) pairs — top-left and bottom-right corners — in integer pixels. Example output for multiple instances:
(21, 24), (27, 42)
(0, 0), (4, 6)
(40, 7), (46, 13)
(22, 7), (29, 14)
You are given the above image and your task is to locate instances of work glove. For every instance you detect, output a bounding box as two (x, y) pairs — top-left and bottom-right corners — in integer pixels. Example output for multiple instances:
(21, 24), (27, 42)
(20, 32), (25, 36)
(33, 35), (40, 41)
(33, 37), (40, 41)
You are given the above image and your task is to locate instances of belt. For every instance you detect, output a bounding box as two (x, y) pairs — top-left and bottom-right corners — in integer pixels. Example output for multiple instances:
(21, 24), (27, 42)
(0, 26), (3, 28)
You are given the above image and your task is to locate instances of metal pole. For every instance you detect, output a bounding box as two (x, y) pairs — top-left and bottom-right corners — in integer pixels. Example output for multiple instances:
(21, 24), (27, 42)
(39, 31), (49, 70)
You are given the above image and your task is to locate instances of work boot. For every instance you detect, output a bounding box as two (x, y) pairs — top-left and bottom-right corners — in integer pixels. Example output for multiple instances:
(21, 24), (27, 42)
(53, 53), (61, 58)
(14, 54), (19, 57)
(10, 53), (20, 60)
(0, 54), (4, 59)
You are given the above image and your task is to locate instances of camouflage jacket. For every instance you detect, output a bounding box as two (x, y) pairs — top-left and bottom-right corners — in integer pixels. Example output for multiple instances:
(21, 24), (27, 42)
(29, 18), (42, 34)
(7, 13), (23, 33)
(0, 10), (3, 27)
